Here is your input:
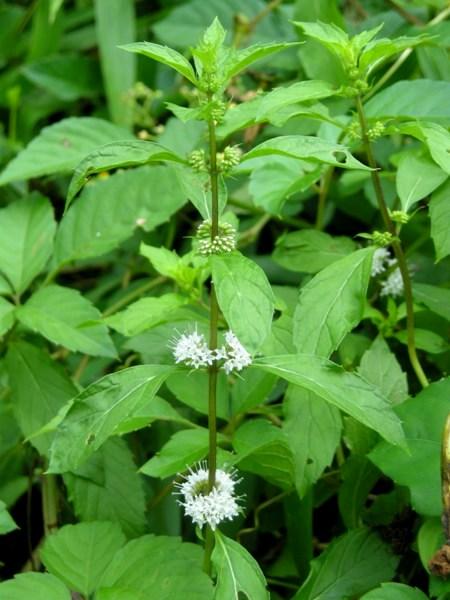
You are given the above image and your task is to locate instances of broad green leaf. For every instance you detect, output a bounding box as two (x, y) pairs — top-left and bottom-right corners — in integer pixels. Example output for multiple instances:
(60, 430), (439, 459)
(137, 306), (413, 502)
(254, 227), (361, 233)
(283, 385), (342, 496)
(0, 117), (133, 186)
(54, 165), (187, 267)
(226, 42), (299, 79)
(369, 378), (450, 516)
(293, 528), (398, 600)
(256, 80), (336, 120)
(120, 42), (197, 84)
(115, 396), (195, 434)
(106, 294), (187, 337)
(395, 328), (449, 354)
(417, 517), (443, 575)
(95, 0), (135, 127)
(273, 230), (356, 273)
(293, 248), (375, 357)
(413, 282), (450, 322)
(67, 140), (186, 206)
(359, 35), (430, 75)
(17, 285), (116, 358)
(6, 341), (77, 456)
(64, 438), (146, 538)
(48, 365), (175, 472)
(231, 368), (276, 414)
(256, 354), (406, 448)
(232, 419), (296, 490)
(398, 121), (450, 174)
(0, 297), (15, 336)
(22, 54), (101, 101)
(175, 166), (228, 220)
(365, 80), (450, 122)
(211, 252), (275, 353)
(293, 21), (351, 63)
(140, 428), (209, 479)
(98, 535), (214, 599)
(41, 521), (126, 596)
(396, 152), (447, 212)
(338, 455), (380, 528)
(0, 573), (71, 600)
(167, 370), (230, 420)
(359, 336), (408, 405)
(212, 530), (269, 600)
(360, 583), (428, 599)
(0, 194), (56, 294)
(0, 499), (17, 534)
(429, 180), (450, 261)
(243, 135), (371, 170)
(96, 590), (138, 600)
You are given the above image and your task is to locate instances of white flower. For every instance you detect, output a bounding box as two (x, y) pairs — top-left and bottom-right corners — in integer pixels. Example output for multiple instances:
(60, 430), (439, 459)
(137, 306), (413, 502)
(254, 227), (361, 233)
(217, 331), (252, 374)
(371, 247), (390, 276)
(172, 329), (214, 369)
(380, 266), (404, 297)
(175, 463), (241, 530)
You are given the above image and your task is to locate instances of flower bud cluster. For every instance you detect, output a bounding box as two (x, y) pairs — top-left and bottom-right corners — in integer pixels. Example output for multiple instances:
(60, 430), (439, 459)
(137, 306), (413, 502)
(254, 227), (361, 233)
(196, 220), (236, 256)
(389, 210), (410, 224)
(367, 121), (385, 141)
(188, 149), (207, 173)
(217, 146), (242, 172)
(372, 230), (395, 247)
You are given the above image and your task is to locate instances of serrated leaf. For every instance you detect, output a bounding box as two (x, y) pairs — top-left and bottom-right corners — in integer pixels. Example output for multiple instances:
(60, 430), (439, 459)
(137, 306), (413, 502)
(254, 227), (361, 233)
(273, 230), (356, 274)
(256, 80), (336, 120)
(360, 582), (429, 599)
(256, 354), (406, 448)
(243, 135), (371, 170)
(226, 42), (299, 79)
(0, 499), (17, 534)
(293, 20), (350, 61)
(98, 535), (214, 599)
(64, 438), (146, 538)
(120, 42), (197, 84)
(212, 530), (269, 600)
(0, 573), (71, 600)
(0, 297), (15, 337)
(16, 285), (116, 358)
(6, 341), (77, 456)
(359, 35), (431, 75)
(0, 117), (133, 186)
(429, 179), (450, 261)
(48, 365), (175, 472)
(0, 194), (56, 294)
(67, 140), (186, 207)
(396, 152), (447, 212)
(41, 521), (126, 596)
(370, 378), (450, 516)
(413, 282), (450, 322)
(293, 248), (375, 357)
(398, 121), (450, 174)
(211, 252), (274, 353)
(293, 528), (398, 600)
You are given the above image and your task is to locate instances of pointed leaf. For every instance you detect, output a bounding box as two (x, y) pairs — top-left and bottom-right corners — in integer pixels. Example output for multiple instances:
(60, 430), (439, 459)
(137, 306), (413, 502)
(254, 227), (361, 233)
(0, 499), (17, 534)
(0, 573), (71, 600)
(413, 282), (450, 322)
(256, 80), (336, 120)
(360, 583), (429, 599)
(120, 42), (197, 84)
(226, 42), (299, 79)
(429, 179), (450, 261)
(396, 152), (447, 212)
(0, 297), (15, 337)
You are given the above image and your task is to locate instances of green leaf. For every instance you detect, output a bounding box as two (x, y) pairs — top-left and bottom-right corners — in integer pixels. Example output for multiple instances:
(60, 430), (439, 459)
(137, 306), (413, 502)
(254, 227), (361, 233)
(395, 328), (449, 354)
(64, 438), (146, 538)
(413, 282), (450, 322)
(358, 336), (408, 405)
(360, 583), (429, 599)
(41, 521), (126, 596)
(273, 230), (356, 274)
(338, 455), (380, 528)
(48, 365), (175, 472)
(359, 35), (430, 75)
(283, 385), (342, 496)
(397, 121), (450, 174)
(369, 378), (450, 516)
(0, 194), (56, 294)
(54, 165), (187, 267)
(365, 80), (450, 122)
(243, 135), (371, 170)
(106, 294), (187, 337)
(396, 152), (447, 213)
(67, 140), (186, 207)
(0, 499), (17, 534)
(0, 297), (15, 337)
(293, 21), (351, 63)
(232, 419), (296, 490)
(175, 167), (228, 220)
(0, 573), (71, 600)
(212, 530), (269, 600)
(293, 528), (398, 600)
(256, 80), (336, 120)
(226, 42), (299, 79)
(256, 354), (406, 448)
(140, 428), (209, 479)
(167, 370), (230, 420)
(98, 535), (214, 599)
(16, 285), (116, 358)
(0, 117), (133, 186)
(6, 341), (77, 456)
(429, 180), (450, 261)
(293, 248), (375, 357)
(115, 396), (194, 434)
(231, 368), (276, 414)
(120, 42), (197, 84)
(95, 0), (136, 127)
(211, 252), (275, 353)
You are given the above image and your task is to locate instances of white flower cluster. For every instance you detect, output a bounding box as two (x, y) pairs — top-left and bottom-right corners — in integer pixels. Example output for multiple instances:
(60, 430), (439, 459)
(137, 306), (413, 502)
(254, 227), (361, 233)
(171, 329), (251, 373)
(175, 463), (241, 530)
(371, 247), (390, 276)
(371, 248), (405, 298)
(380, 267), (404, 298)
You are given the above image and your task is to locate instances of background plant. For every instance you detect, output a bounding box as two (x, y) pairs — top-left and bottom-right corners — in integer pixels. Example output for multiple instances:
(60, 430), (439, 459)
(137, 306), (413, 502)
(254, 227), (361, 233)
(0, 1), (449, 599)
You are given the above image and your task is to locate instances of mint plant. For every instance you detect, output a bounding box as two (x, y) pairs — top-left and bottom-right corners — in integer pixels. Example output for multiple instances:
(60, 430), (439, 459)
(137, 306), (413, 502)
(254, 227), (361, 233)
(0, 1), (449, 599)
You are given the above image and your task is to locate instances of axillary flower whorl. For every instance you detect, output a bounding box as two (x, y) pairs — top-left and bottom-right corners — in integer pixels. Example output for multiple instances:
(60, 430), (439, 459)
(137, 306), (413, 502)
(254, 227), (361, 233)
(196, 219), (236, 256)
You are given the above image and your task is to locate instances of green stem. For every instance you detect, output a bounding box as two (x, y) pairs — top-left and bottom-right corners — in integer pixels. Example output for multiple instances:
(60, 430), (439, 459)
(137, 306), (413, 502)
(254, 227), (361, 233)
(203, 99), (220, 575)
(355, 95), (429, 389)
(315, 167), (334, 230)
(41, 473), (58, 537)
